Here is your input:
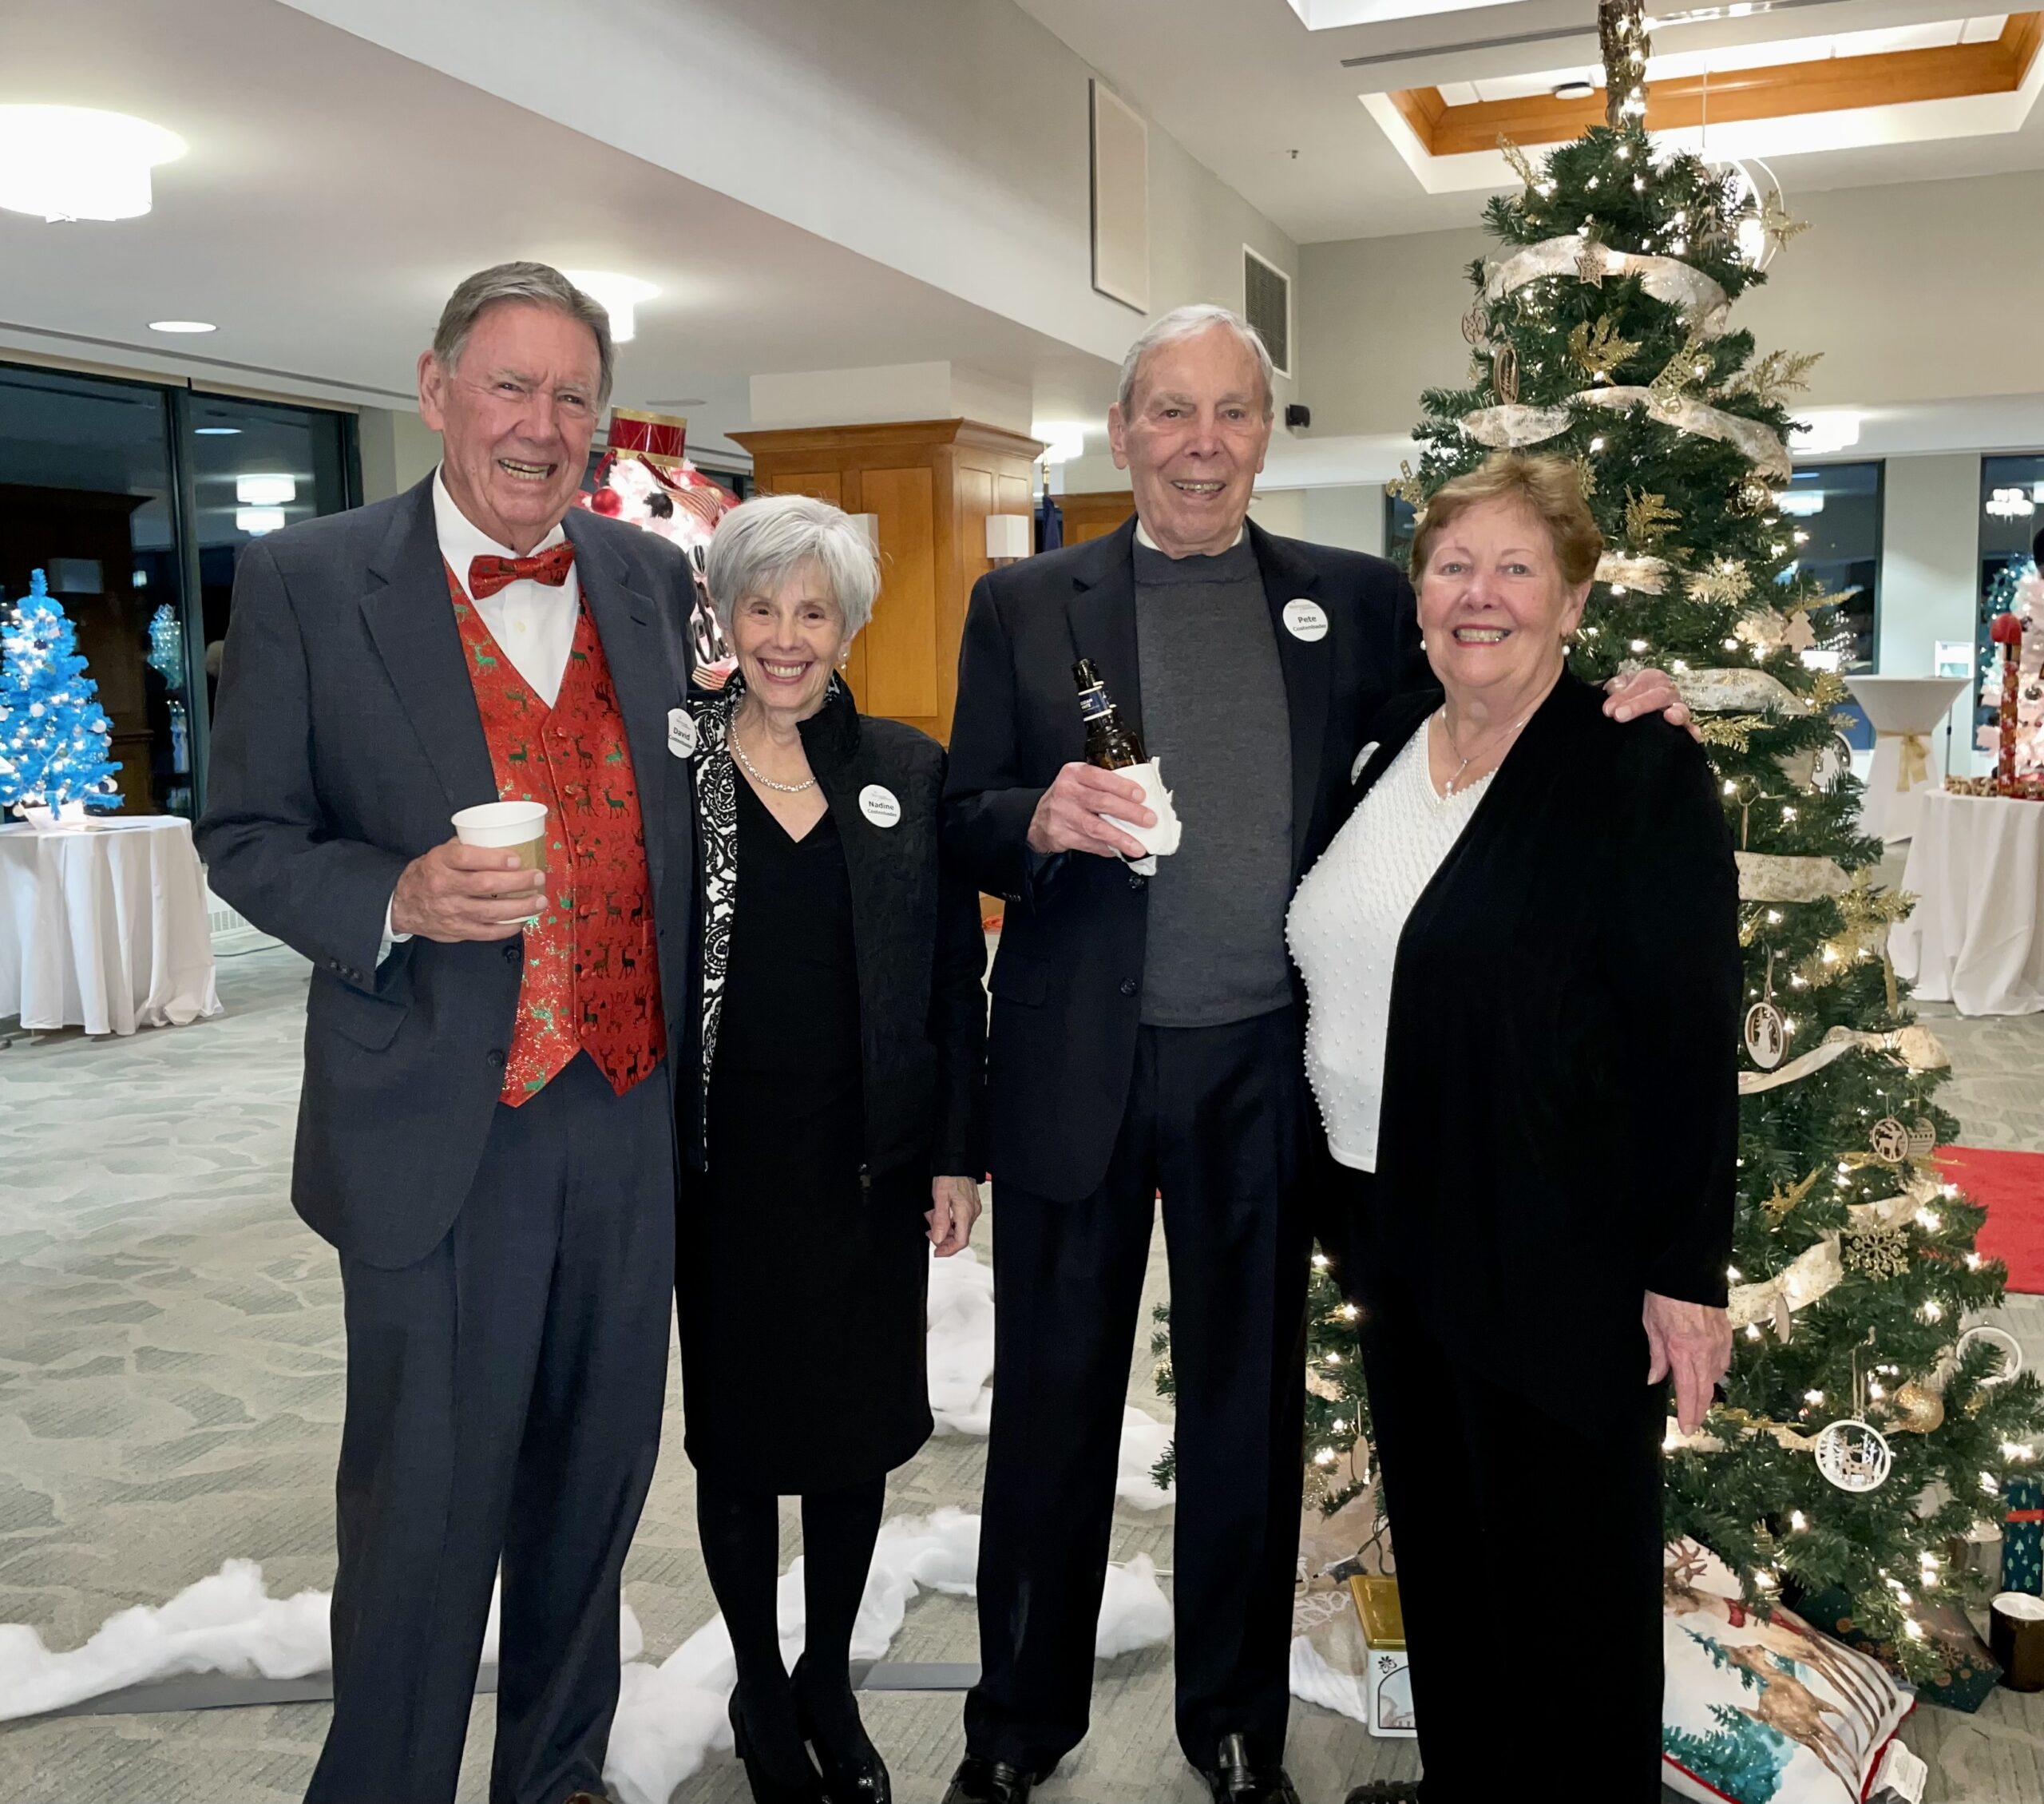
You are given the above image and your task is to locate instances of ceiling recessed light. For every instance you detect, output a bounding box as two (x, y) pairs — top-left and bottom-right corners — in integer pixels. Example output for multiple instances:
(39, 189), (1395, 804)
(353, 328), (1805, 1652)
(0, 105), (186, 222)
(563, 271), (659, 343)
(1553, 80), (1597, 101)
(194, 426), (240, 436)
(234, 507), (286, 536)
(236, 474), (296, 506)
(149, 319), (216, 334)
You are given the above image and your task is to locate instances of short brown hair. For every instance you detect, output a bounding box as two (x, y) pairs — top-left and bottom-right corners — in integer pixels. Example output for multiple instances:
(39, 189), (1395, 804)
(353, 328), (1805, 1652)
(1411, 453), (1602, 586)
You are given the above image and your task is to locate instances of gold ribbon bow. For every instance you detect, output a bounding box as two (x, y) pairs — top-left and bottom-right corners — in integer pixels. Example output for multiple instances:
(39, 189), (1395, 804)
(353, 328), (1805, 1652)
(1878, 729), (1931, 791)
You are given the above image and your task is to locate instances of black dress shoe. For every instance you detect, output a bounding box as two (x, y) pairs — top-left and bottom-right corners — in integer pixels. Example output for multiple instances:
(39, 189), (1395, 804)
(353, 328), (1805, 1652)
(1201, 1733), (1301, 1804)
(791, 1654), (889, 1804)
(941, 1754), (1054, 1804)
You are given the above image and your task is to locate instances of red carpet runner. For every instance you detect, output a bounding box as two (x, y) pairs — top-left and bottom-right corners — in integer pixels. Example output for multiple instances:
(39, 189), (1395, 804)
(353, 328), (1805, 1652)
(1940, 1147), (2044, 1297)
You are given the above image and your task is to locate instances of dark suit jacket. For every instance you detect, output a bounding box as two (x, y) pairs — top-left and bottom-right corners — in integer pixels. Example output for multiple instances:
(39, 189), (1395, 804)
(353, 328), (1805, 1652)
(196, 474), (699, 1269)
(942, 516), (1424, 1201)
(1330, 673), (1741, 1433)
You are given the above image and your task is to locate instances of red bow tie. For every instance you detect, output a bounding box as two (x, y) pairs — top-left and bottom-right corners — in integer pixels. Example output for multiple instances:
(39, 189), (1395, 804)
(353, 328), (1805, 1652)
(467, 542), (576, 600)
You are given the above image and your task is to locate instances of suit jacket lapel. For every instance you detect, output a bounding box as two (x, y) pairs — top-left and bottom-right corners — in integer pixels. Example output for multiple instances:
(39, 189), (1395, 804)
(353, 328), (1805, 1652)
(567, 509), (671, 898)
(360, 474), (497, 815)
(1064, 517), (1144, 744)
(1252, 522), (1333, 874)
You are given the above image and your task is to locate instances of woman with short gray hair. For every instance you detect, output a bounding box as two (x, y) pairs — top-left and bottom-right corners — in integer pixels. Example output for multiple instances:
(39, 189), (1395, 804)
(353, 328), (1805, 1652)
(677, 492), (988, 1804)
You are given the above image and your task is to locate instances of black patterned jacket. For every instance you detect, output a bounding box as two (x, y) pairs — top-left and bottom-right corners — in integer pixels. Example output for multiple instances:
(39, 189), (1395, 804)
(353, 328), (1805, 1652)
(683, 676), (988, 1183)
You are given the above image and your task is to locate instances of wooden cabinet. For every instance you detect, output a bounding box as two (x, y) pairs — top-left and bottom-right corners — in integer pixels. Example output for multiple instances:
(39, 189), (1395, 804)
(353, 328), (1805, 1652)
(1055, 490), (1136, 545)
(731, 419), (1040, 741)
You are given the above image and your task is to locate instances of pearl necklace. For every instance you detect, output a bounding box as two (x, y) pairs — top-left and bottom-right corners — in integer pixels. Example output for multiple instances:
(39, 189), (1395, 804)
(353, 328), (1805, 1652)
(731, 720), (816, 795)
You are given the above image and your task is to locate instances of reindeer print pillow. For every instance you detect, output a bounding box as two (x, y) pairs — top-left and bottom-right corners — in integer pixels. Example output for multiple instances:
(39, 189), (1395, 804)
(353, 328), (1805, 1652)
(1661, 1540), (1920, 1804)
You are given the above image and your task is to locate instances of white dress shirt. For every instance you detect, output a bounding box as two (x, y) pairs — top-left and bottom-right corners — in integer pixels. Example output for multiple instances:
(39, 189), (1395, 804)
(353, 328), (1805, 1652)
(383, 473), (583, 958)
(432, 466), (580, 706)
(1285, 730), (1491, 1172)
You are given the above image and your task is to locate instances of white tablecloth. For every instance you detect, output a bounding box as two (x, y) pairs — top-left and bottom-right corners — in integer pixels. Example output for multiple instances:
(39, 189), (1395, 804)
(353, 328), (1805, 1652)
(0, 817), (221, 1035)
(1844, 676), (1974, 843)
(1891, 790), (2044, 1017)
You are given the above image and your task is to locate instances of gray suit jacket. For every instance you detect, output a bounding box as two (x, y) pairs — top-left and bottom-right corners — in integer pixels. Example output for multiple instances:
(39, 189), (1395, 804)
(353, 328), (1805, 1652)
(197, 474), (698, 1268)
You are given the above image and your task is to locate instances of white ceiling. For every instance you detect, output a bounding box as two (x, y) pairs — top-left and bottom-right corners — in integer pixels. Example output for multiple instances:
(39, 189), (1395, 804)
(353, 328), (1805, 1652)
(1014, 0), (2044, 241)
(0, 0), (1112, 458)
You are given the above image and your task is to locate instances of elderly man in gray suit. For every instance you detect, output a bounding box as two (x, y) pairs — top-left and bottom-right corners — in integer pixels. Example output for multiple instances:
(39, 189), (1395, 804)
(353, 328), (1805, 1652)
(199, 264), (698, 1804)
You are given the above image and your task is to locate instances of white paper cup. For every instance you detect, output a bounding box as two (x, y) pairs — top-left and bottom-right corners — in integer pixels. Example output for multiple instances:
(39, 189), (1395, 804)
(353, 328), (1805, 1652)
(451, 801), (548, 923)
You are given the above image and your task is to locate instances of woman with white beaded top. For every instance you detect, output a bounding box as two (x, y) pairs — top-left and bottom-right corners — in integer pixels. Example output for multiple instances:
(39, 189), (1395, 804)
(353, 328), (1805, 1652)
(1287, 454), (1741, 1804)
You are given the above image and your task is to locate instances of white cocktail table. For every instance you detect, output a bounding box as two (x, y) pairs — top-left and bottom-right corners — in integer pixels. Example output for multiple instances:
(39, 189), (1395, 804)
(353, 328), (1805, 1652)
(1844, 675), (1974, 842)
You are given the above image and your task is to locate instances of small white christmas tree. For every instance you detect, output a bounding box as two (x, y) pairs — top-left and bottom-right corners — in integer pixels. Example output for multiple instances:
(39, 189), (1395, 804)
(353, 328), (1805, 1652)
(0, 569), (124, 816)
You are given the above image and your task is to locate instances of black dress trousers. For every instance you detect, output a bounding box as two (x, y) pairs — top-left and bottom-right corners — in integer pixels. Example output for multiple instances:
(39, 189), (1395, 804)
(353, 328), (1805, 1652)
(965, 1005), (1313, 1774)
(311, 1049), (675, 1804)
(1332, 1172), (1670, 1804)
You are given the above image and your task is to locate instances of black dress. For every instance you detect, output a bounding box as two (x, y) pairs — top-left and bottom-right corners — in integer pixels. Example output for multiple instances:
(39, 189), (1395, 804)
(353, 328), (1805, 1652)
(677, 771), (934, 1491)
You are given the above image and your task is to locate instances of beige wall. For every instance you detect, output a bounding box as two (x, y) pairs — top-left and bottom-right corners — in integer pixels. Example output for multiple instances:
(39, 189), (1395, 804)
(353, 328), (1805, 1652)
(1296, 170), (2044, 438)
(357, 406), (440, 505)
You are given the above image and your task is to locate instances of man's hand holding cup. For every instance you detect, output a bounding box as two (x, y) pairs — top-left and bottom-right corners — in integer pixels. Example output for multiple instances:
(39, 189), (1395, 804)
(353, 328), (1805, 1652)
(392, 801), (549, 943)
(1027, 763), (1156, 862)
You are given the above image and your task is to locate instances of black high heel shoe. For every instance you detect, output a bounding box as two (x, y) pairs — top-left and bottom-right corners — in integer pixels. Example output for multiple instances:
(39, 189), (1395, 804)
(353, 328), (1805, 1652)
(729, 1688), (830, 1804)
(792, 1654), (891, 1804)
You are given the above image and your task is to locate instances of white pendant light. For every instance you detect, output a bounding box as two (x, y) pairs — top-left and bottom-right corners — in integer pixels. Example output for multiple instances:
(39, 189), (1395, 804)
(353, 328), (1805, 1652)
(235, 508), (287, 536)
(0, 105), (187, 223)
(236, 474), (296, 506)
(563, 271), (658, 343)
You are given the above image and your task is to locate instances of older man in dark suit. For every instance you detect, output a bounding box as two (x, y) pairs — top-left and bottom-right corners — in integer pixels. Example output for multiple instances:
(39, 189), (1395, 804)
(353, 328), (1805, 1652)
(941, 306), (1683, 1804)
(199, 264), (697, 1804)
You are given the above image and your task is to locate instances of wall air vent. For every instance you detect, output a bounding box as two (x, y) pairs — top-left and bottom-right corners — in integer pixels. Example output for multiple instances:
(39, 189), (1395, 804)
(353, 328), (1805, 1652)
(1243, 247), (1292, 379)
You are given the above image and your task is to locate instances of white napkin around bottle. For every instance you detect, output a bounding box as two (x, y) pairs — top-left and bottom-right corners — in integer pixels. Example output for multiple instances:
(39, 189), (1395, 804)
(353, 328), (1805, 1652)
(1103, 758), (1182, 878)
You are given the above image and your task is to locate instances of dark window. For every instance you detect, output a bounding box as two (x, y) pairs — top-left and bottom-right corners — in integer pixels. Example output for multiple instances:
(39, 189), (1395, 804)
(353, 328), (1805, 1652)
(0, 366), (184, 815)
(0, 361), (355, 817)
(1978, 454), (2044, 751)
(1779, 462), (1881, 673)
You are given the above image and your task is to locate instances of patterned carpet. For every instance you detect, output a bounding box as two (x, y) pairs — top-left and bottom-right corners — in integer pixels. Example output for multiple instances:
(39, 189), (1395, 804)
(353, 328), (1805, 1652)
(0, 943), (2039, 1802)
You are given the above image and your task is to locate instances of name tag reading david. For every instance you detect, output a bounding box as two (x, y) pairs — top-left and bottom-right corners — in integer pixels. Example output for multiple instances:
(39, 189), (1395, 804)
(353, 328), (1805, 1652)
(859, 785), (901, 828)
(1282, 598), (1329, 642)
(667, 708), (698, 757)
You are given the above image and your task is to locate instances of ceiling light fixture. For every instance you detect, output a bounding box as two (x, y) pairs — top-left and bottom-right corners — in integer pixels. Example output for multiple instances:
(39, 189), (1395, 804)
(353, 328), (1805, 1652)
(235, 474), (297, 506)
(235, 507), (287, 536)
(563, 271), (659, 343)
(193, 426), (241, 436)
(0, 105), (186, 222)
(1987, 487), (2036, 521)
(1553, 80), (1596, 101)
(149, 320), (216, 334)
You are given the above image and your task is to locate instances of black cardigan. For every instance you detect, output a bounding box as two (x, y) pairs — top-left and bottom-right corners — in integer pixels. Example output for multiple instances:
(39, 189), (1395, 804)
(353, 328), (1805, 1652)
(1326, 674), (1741, 1433)
(684, 678), (988, 1183)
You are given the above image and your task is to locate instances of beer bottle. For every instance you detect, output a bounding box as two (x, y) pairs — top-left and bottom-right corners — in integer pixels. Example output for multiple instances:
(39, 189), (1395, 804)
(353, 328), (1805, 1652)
(1073, 659), (1146, 768)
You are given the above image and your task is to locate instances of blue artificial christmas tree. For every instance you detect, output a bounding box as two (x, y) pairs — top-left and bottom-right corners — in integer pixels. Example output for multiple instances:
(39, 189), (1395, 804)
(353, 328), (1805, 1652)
(0, 570), (123, 815)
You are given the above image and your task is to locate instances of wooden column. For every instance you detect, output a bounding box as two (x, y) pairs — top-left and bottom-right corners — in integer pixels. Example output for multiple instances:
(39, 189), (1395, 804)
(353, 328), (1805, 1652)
(731, 419), (1041, 741)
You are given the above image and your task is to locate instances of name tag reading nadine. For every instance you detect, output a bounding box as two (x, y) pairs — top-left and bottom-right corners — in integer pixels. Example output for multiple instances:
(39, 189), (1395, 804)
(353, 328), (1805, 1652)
(859, 784), (901, 828)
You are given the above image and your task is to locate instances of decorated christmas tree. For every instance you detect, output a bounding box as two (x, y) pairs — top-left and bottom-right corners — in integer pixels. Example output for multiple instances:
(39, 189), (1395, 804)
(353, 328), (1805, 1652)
(1293, 0), (2044, 1679)
(0, 569), (123, 816)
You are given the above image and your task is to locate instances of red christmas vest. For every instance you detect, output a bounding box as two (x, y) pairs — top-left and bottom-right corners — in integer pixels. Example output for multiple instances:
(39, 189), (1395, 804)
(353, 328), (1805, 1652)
(446, 564), (664, 1104)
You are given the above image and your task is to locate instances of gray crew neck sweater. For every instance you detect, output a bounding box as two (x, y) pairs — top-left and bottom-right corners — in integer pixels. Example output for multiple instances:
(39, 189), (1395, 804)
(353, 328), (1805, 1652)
(1131, 537), (1294, 1028)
